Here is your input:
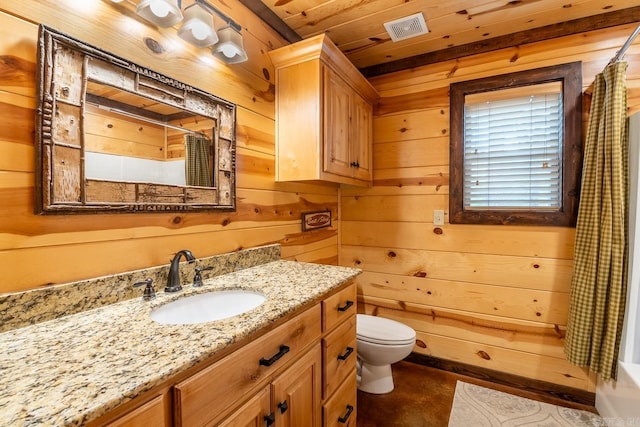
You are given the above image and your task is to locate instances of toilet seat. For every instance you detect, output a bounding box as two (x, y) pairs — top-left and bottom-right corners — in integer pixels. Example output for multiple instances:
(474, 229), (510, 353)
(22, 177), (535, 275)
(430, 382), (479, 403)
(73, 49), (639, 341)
(356, 314), (416, 346)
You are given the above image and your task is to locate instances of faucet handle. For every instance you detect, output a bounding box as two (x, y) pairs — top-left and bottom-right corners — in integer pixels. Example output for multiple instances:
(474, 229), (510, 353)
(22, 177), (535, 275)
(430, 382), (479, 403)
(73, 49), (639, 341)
(193, 266), (214, 287)
(133, 278), (156, 301)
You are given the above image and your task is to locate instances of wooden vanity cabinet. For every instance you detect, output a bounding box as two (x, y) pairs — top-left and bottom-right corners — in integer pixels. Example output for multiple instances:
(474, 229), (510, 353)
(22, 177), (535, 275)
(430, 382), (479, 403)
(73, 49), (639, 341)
(91, 280), (357, 427)
(269, 34), (378, 187)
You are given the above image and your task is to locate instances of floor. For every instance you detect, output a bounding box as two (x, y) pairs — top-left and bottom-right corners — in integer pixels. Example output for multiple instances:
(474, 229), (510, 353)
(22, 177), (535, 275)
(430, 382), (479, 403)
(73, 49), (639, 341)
(356, 361), (598, 427)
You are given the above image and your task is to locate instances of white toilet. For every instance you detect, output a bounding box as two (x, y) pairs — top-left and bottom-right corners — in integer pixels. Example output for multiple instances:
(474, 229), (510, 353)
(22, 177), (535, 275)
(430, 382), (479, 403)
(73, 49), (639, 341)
(356, 314), (416, 394)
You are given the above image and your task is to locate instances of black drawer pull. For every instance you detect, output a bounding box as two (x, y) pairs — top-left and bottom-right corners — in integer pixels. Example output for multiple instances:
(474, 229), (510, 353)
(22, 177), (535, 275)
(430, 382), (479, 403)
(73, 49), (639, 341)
(337, 346), (354, 361)
(278, 400), (288, 414)
(259, 345), (290, 367)
(264, 412), (275, 426)
(338, 404), (354, 424)
(337, 300), (354, 312)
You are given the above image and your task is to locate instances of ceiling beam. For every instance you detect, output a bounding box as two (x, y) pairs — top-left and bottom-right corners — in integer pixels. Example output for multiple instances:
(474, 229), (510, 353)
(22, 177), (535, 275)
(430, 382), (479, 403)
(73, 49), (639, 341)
(360, 6), (640, 77)
(238, 0), (301, 43)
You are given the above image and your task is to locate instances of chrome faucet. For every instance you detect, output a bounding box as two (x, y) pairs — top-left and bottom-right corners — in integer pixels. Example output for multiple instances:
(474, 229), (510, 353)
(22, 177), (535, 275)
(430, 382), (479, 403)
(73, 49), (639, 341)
(166, 249), (195, 293)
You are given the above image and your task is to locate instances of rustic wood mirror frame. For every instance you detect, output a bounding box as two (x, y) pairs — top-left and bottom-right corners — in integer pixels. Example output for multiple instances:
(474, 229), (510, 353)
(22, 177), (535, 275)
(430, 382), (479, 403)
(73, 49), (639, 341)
(35, 25), (236, 214)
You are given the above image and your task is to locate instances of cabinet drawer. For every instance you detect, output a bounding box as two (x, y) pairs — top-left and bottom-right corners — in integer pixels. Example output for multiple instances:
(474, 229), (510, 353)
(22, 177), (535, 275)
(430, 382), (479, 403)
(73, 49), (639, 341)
(322, 371), (357, 427)
(107, 394), (166, 427)
(322, 283), (356, 332)
(323, 315), (356, 399)
(174, 305), (321, 427)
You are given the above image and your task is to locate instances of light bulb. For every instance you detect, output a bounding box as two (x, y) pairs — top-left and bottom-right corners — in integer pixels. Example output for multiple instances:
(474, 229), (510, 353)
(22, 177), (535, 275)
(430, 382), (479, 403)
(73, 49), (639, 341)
(221, 44), (239, 58)
(149, 0), (170, 18)
(190, 22), (209, 41)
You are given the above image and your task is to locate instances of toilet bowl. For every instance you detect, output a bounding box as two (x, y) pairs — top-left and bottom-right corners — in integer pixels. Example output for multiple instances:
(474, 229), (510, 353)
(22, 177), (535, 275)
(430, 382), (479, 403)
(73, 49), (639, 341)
(356, 314), (416, 394)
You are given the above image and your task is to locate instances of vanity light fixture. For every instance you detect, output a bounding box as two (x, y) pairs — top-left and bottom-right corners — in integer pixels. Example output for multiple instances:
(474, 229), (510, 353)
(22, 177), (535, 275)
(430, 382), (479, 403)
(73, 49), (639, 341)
(136, 0), (183, 28)
(194, 0), (248, 64)
(178, 3), (218, 47)
(128, 0), (248, 63)
(212, 25), (248, 63)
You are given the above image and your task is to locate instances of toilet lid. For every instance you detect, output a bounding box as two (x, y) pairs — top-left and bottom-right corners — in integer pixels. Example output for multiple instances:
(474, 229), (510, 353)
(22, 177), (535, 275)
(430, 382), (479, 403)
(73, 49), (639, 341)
(356, 314), (416, 345)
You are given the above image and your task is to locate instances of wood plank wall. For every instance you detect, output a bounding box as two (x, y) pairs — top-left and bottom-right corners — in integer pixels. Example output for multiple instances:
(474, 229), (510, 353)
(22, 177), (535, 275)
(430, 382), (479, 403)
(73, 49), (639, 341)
(341, 24), (640, 392)
(0, 0), (339, 294)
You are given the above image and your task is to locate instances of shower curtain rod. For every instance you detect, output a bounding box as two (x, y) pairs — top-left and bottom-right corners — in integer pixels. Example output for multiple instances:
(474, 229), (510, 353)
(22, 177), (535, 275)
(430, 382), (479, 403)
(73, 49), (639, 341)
(89, 101), (210, 139)
(608, 23), (640, 65)
(585, 23), (640, 95)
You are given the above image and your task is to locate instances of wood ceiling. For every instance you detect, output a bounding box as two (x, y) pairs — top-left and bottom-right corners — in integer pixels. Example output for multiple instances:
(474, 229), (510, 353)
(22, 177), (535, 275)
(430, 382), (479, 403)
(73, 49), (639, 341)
(242, 0), (640, 76)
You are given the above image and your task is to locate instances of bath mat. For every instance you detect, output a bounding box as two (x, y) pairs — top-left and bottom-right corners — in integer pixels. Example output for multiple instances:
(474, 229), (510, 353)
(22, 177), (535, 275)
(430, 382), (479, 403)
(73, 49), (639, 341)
(448, 381), (605, 426)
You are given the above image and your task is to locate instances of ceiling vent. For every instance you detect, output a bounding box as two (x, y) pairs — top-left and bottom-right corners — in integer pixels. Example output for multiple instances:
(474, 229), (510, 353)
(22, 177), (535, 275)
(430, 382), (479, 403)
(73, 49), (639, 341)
(384, 12), (429, 42)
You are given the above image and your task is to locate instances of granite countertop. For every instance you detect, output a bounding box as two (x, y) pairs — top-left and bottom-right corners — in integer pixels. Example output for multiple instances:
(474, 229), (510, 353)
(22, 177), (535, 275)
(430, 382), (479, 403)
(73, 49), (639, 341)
(0, 260), (361, 426)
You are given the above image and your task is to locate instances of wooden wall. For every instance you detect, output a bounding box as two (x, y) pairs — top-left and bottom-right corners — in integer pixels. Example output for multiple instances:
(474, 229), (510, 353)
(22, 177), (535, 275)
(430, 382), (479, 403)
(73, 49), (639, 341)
(0, 0), (339, 293)
(85, 106), (167, 160)
(341, 24), (640, 392)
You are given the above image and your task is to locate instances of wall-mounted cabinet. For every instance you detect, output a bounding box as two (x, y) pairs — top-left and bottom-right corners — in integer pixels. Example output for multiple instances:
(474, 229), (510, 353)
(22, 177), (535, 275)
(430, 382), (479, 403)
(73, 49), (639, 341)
(269, 34), (378, 187)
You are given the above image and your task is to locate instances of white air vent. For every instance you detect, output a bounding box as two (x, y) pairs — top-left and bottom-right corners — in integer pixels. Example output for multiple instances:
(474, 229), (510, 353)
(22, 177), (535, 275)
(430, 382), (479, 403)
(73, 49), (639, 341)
(384, 12), (429, 42)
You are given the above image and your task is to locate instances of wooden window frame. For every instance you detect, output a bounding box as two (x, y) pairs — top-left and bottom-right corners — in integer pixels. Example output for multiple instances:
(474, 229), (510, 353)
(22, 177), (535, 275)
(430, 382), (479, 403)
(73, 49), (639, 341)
(449, 62), (583, 226)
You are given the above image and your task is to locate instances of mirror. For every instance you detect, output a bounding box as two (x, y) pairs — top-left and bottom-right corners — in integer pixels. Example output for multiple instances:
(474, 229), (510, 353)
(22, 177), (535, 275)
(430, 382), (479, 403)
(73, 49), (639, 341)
(35, 25), (236, 214)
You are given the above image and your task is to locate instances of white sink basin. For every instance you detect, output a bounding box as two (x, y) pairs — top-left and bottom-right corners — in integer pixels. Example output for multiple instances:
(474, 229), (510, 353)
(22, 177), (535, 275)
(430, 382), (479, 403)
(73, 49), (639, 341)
(150, 289), (266, 325)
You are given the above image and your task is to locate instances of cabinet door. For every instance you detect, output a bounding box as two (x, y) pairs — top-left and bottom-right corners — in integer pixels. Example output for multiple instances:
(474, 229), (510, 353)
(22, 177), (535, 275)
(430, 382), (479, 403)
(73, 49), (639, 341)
(272, 344), (322, 427)
(351, 93), (372, 182)
(323, 67), (353, 178)
(218, 385), (271, 427)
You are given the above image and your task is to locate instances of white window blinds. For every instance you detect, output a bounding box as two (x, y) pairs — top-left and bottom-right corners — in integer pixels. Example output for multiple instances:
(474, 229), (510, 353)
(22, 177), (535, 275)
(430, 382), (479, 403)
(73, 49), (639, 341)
(463, 86), (563, 211)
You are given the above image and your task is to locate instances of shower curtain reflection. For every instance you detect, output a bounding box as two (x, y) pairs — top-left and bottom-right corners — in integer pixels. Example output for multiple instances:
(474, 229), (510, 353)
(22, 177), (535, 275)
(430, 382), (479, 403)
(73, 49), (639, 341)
(185, 134), (213, 187)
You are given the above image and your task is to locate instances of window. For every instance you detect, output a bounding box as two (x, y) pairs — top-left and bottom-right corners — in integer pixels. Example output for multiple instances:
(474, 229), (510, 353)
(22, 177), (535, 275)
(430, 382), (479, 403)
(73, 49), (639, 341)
(449, 62), (583, 226)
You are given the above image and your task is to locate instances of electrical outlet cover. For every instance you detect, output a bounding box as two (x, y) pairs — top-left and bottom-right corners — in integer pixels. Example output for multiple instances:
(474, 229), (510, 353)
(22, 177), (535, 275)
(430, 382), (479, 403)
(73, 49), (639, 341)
(433, 210), (445, 226)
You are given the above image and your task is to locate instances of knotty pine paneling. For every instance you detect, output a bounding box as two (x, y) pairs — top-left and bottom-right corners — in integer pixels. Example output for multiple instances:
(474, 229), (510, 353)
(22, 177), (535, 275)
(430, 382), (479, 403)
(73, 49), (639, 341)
(373, 136), (449, 170)
(342, 24), (640, 392)
(342, 245), (573, 292)
(1, 185), (338, 291)
(373, 109), (449, 142)
(342, 221), (575, 259)
(360, 300), (568, 360)
(369, 25), (639, 96)
(0, 2), (339, 293)
(358, 271), (570, 325)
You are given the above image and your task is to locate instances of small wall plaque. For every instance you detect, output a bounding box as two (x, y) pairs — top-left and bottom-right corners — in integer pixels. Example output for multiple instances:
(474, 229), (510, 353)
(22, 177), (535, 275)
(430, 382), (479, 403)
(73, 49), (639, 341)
(302, 210), (332, 231)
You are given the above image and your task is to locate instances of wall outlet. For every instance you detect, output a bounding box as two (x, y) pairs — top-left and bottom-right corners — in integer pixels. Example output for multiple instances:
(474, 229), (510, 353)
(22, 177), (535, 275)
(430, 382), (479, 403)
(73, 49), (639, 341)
(433, 210), (445, 226)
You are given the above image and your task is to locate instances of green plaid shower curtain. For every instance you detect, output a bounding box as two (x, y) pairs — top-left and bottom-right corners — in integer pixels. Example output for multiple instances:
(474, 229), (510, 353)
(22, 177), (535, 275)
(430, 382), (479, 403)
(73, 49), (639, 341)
(185, 134), (213, 187)
(565, 61), (629, 381)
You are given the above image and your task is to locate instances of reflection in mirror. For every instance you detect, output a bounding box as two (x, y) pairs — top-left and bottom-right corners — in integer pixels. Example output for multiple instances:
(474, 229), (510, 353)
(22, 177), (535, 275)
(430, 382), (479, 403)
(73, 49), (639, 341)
(84, 81), (215, 188)
(35, 25), (236, 214)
